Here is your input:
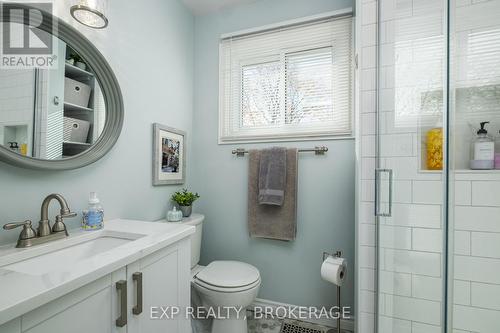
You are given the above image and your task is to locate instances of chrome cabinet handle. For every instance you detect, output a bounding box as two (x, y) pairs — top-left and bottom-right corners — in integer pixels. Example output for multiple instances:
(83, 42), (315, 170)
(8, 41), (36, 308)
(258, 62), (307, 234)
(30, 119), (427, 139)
(132, 272), (143, 315)
(116, 280), (127, 327)
(375, 168), (393, 217)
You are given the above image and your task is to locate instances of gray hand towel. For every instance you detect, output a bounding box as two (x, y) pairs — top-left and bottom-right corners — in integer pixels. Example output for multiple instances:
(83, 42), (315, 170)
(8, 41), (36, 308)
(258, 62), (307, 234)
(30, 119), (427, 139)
(248, 148), (298, 241)
(258, 147), (287, 206)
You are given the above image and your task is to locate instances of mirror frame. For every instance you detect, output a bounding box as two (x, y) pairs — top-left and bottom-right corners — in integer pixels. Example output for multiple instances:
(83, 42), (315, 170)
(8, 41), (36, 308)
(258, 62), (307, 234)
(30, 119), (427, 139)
(0, 4), (123, 170)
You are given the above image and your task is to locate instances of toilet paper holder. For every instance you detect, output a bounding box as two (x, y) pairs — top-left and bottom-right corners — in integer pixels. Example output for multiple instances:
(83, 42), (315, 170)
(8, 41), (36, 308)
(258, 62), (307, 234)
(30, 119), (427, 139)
(322, 249), (343, 333)
(322, 250), (342, 261)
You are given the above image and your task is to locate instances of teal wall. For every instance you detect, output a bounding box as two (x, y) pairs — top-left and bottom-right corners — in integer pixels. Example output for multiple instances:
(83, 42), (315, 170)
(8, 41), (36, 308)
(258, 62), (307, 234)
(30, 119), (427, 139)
(191, 0), (356, 310)
(0, 0), (195, 244)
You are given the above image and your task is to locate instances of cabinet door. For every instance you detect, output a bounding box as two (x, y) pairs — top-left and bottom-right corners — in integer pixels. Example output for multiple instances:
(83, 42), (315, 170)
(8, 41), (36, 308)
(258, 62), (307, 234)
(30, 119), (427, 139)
(129, 239), (191, 333)
(0, 318), (21, 333)
(22, 276), (113, 333)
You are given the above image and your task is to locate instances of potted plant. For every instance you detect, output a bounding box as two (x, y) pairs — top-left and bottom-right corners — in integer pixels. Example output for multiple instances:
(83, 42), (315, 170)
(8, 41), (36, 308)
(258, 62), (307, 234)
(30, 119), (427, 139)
(171, 189), (200, 217)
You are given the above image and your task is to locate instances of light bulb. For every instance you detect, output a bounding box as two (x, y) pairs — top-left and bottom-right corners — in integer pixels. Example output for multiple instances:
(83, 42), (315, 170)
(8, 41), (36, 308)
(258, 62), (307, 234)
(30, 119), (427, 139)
(70, 0), (108, 29)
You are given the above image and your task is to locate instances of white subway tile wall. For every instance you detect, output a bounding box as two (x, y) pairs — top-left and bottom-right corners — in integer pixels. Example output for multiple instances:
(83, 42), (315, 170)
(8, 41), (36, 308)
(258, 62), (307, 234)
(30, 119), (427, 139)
(452, 0), (500, 169)
(449, 0), (500, 328)
(0, 70), (36, 152)
(453, 172), (500, 331)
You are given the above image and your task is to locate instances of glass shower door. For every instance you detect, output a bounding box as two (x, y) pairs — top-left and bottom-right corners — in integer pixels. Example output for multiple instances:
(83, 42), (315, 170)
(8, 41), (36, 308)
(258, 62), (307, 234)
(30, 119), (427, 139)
(375, 0), (448, 332)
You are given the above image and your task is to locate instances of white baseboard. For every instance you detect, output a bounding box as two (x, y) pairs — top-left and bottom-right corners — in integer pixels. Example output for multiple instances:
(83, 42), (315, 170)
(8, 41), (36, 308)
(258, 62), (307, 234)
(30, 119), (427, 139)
(251, 298), (355, 332)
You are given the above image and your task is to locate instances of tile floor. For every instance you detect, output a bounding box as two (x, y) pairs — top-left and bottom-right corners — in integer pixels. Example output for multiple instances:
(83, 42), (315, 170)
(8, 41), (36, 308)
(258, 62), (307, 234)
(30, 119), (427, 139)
(191, 310), (352, 333)
(247, 312), (282, 333)
(247, 315), (352, 333)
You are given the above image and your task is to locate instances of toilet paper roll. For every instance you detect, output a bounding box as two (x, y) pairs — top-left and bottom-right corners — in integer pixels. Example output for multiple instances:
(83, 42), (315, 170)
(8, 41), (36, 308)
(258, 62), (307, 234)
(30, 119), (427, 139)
(321, 256), (347, 287)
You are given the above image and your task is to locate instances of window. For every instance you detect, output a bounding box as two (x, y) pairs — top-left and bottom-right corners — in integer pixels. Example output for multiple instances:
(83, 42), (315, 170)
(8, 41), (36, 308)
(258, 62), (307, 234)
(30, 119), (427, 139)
(219, 15), (353, 143)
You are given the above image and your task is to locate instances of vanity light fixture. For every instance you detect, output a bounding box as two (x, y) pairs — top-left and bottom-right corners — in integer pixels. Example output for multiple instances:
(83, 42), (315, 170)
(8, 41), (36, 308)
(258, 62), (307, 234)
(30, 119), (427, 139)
(70, 0), (108, 29)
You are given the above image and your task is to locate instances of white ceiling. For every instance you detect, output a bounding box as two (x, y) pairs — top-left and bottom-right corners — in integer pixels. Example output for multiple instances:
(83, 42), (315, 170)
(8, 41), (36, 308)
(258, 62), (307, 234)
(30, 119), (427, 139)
(181, 0), (259, 15)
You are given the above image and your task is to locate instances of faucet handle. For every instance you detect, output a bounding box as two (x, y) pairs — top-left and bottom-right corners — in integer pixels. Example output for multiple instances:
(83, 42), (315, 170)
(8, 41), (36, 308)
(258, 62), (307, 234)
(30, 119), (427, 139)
(52, 212), (76, 235)
(3, 220), (37, 240)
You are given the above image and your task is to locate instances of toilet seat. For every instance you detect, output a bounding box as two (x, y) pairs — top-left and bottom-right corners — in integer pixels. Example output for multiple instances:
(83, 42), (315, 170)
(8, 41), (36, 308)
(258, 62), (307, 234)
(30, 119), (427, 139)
(194, 277), (261, 293)
(194, 261), (260, 292)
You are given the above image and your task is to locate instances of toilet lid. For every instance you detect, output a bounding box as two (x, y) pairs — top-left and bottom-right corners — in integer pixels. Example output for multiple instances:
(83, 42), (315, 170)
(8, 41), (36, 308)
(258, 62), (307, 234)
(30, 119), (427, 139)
(195, 261), (260, 288)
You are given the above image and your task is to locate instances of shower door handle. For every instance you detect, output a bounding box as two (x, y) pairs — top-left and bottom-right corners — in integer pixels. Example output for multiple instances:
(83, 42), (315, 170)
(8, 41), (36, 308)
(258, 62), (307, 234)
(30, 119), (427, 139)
(375, 168), (393, 217)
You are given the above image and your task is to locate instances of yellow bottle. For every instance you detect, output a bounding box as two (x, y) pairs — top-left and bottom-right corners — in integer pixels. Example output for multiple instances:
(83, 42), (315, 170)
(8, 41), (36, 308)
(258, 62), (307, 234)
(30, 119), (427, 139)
(426, 126), (443, 170)
(20, 143), (27, 156)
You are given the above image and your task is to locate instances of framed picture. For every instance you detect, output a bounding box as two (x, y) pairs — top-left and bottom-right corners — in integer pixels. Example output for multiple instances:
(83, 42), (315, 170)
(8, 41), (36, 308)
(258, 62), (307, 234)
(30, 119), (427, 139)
(153, 123), (186, 185)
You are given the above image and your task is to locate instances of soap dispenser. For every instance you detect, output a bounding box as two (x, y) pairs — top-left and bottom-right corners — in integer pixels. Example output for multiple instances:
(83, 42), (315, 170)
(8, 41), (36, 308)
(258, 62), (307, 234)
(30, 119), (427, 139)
(82, 192), (104, 230)
(470, 121), (494, 170)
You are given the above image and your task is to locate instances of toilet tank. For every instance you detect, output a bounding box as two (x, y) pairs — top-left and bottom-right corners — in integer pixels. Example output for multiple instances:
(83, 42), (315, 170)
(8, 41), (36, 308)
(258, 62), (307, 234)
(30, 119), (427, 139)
(179, 214), (204, 268)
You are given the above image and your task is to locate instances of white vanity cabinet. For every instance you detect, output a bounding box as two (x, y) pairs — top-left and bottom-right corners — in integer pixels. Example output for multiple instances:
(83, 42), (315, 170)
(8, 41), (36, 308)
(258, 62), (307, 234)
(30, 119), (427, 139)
(0, 238), (191, 333)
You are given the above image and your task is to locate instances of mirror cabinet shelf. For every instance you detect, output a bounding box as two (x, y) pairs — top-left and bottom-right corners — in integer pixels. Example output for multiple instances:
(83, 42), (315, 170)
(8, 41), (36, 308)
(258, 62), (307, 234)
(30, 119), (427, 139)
(61, 46), (101, 157)
(63, 102), (94, 113)
(64, 62), (94, 78)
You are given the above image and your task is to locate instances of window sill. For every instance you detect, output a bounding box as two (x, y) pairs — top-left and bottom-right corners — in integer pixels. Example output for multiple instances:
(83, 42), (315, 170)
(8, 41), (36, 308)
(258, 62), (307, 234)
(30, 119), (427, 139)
(218, 135), (355, 145)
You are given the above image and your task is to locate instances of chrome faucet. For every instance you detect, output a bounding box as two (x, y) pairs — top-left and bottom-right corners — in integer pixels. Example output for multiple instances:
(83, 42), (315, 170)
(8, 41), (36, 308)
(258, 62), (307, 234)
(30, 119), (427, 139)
(38, 193), (77, 236)
(3, 194), (77, 248)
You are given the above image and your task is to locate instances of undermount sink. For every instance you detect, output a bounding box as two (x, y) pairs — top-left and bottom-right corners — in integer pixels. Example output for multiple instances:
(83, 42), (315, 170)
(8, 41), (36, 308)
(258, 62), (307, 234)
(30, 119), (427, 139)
(2, 231), (144, 276)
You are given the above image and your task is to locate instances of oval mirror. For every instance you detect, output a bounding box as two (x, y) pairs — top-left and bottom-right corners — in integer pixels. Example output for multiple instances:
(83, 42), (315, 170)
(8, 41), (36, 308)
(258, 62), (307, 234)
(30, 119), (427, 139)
(0, 4), (123, 170)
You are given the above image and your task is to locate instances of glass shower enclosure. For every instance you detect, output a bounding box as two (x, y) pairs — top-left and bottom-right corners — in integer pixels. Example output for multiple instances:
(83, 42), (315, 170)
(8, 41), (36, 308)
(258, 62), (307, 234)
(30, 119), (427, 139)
(374, 0), (500, 332)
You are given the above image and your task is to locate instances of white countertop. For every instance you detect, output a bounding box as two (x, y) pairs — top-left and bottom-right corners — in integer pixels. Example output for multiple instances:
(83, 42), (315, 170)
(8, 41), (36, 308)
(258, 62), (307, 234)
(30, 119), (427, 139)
(0, 219), (195, 326)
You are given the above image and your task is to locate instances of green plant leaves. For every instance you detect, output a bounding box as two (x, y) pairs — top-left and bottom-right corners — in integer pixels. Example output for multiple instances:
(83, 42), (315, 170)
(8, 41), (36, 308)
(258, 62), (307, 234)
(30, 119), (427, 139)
(171, 188), (200, 206)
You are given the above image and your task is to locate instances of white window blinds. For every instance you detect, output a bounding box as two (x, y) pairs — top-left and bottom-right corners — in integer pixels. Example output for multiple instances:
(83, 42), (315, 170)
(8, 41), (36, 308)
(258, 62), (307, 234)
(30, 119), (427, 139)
(219, 15), (353, 143)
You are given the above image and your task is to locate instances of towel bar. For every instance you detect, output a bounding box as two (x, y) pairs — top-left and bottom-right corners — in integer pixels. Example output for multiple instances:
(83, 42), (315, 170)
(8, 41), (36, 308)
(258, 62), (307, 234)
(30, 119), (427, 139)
(232, 146), (328, 157)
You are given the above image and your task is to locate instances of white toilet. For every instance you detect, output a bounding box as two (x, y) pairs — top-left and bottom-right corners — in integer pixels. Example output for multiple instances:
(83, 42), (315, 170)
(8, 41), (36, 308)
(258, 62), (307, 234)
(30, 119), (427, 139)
(181, 214), (261, 333)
